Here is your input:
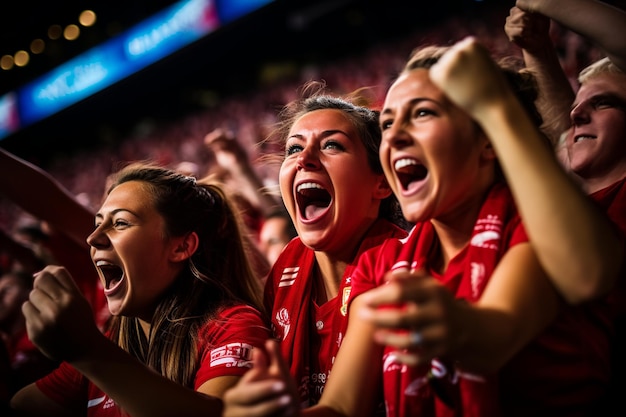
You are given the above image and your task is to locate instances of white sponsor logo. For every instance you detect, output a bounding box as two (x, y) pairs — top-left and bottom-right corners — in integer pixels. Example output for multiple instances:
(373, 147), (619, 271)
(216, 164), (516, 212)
(210, 342), (254, 368)
(87, 396), (106, 408)
(470, 230), (500, 248)
(470, 262), (485, 299)
(471, 214), (502, 250)
(279, 267), (299, 287)
(276, 308), (291, 340)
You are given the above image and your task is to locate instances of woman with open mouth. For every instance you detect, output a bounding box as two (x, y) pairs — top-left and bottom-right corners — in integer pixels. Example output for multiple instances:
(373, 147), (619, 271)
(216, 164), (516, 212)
(223, 80), (409, 416)
(222, 38), (622, 417)
(11, 163), (271, 417)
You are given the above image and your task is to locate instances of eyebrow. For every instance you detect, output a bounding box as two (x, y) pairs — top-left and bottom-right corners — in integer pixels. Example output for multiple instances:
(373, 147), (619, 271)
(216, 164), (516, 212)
(287, 129), (347, 140)
(94, 208), (134, 220)
(572, 93), (626, 111)
(381, 97), (440, 115)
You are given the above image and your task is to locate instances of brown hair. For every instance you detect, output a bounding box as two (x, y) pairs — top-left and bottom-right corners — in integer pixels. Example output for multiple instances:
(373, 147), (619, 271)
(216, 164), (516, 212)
(273, 80), (407, 228)
(105, 162), (266, 387)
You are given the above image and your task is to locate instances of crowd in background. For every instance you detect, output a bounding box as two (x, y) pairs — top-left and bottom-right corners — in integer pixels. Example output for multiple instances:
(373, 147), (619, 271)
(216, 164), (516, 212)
(0, 0), (620, 415)
(0, 5), (603, 232)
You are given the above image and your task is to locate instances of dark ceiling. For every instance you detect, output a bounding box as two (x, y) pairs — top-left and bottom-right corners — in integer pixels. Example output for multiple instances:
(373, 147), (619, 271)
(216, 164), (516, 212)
(0, 0), (506, 158)
(0, 0), (182, 96)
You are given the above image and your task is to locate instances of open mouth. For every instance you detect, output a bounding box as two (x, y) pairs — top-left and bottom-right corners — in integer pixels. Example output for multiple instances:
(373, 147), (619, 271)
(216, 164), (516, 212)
(296, 182), (332, 220)
(96, 261), (125, 295)
(574, 134), (596, 143)
(394, 158), (427, 191)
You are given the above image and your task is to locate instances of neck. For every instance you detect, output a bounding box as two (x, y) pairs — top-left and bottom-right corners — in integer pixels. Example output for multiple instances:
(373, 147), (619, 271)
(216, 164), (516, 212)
(430, 190), (487, 273)
(430, 220), (474, 274)
(579, 169), (626, 194)
(313, 251), (347, 302)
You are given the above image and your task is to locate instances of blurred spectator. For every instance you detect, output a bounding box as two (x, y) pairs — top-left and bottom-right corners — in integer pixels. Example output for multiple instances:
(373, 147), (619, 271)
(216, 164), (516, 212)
(0, 270), (58, 399)
(258, 209), (297, 267)
(0, 147), (109, 329)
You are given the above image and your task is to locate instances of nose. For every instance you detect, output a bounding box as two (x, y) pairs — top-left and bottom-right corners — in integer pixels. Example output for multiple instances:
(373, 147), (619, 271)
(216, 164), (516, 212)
(86, 225), (109, 249)
(570, 102), (591, 126)
(383, 120), (412, 149)
(296, 146), (320, 171)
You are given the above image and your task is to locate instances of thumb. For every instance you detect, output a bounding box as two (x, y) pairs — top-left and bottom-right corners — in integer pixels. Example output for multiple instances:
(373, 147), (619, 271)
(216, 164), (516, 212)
(240, 342), (272, 383)
(265, 339), (290, 379)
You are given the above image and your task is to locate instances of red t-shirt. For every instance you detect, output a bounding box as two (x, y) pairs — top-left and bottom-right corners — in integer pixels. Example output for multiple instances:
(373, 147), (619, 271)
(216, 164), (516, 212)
(6, 328), (58, 395)
(496, 178), (626, 417)
(264, 218), (407, 407)
(351, 182), (618, 417)
(35, 305), (270, 416)
(351, 183), (525, 417)
(589, 177), (626, 415)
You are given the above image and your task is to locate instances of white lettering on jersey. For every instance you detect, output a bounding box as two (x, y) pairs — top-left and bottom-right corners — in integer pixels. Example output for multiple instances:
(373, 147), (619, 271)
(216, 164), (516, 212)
(210, 342), (254, 368)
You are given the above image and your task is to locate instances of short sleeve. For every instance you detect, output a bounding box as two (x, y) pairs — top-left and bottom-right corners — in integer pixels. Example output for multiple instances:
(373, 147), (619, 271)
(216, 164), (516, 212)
(194, 305), (271, 388)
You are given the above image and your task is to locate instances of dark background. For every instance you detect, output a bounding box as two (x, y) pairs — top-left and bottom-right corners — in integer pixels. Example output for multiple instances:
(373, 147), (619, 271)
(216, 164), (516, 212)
(0, 0), (519, 158)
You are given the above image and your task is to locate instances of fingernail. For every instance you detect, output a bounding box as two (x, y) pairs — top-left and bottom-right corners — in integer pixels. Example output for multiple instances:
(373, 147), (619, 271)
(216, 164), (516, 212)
(272, 381), (285, 392)
(277, 394), (291, 405)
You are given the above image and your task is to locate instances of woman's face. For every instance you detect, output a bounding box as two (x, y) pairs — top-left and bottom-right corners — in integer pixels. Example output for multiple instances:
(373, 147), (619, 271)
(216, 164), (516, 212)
(279, 109), (390, 258)
(87, 181), (185, 321)
(379, 69), (494, 224)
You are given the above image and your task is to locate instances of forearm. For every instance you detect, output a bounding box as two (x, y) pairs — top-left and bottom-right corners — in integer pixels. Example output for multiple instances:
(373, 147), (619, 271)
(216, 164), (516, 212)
(0, 148), (94, 247)
(452, 246), (561, 373)
(476, 94), (622, 303)
(233, 164), (282, 217)
(70, 337), (223, 417)
(520, 0), (626, 71)
(521, 47), (575, 145)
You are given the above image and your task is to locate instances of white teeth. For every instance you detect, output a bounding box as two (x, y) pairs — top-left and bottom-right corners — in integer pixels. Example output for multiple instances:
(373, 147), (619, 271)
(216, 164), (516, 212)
(395, 158), (418, 170)
(96, 260), (114, 267)
(575, 136), (594, 143)
(297, 182), (323, 192)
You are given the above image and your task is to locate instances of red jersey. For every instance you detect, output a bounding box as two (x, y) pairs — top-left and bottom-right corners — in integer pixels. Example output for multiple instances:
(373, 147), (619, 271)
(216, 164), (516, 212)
(496, 178), (626, 416)
(351, 183), (525, 417)
(264, 218), (407, 407)
(590, 176), (626, 314)
(352, 182), (617, 416)
(6, 327), (58, 395)
(35, 305), (270, 416)
(589, 176), (626, 415)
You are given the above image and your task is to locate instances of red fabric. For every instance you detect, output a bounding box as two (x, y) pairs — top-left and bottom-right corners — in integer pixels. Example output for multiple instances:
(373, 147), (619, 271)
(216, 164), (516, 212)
(7, 327), (58, 394)
(194, 305), (270, 386)
(494, 178), (626, 417)
(590, 176), (626, 316)
(264, 219), (407, 407)
(589, 176), (626, 415)
(35, 305), (270, 416)
(352, 181), (619, 416)
(351, 183), (527, 417)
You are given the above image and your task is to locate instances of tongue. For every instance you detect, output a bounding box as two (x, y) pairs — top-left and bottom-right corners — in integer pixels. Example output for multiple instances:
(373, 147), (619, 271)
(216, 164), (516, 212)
(104, 275), (125, 296)
(305, 203), (327, 219)
(108, 277), (121, 290)
(405, 179), (424, 194)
